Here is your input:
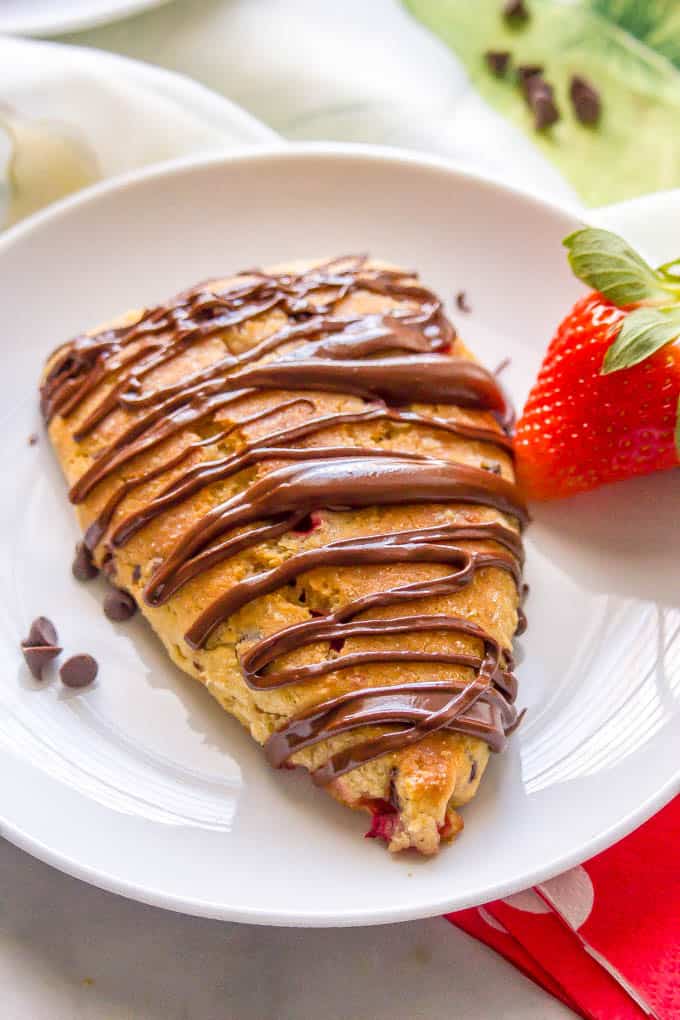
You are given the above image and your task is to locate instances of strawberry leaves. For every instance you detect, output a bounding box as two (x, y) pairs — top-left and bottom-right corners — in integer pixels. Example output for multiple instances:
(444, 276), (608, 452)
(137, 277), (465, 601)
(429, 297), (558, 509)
(563, 228), (673, 306)
(564, 227), (680, 461)
(602, 306), (680, 373)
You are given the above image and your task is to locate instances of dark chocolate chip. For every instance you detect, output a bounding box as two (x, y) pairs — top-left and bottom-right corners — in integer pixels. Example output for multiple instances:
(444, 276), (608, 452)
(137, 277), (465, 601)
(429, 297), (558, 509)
(485, 50), (510, 77)
(521, 63), (542, 80)
(469, 760), (478, 783)
(532, 91), (560, 130)
(520, 74), (560, 129)
(72, 542), (98, 582)
(516, 606), (528, 636)
(28, 433), (38, 446)
(60, 654), (98, 689)
(494, 356), (511, 376)
(455, 290), (472, 313)
(103, 589), (137, 622)
(569, 74), (601, 125)
(131, 564), (142, 583)
(25, 616), (59, 648)
(503, 0), (529, 26)
(482, 461), (502, 475)
(21, 643), (61, 680)
(388, 767), (401, 811)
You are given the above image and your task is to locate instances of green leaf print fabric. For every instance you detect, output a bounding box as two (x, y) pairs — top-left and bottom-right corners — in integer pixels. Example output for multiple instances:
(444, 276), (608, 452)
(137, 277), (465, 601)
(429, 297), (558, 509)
(403, 0), (680, 205)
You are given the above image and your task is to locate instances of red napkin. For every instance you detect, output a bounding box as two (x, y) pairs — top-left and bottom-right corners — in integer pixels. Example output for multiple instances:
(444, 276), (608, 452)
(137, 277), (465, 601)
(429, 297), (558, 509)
(446, 796), (680, 1019)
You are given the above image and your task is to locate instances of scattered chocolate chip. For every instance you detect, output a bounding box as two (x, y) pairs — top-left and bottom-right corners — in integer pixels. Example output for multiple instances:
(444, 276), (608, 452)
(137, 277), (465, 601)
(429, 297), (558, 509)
(517, 64), (543, 88)
(103, 589), (137, 622)
(60, 654), (98, 689)
(131, 564), (142, 583)
(515, 606), (528, 636)
(329, 637), (345, 653)
(469, 760), (478, 783)
(503, 0), (529, 26)
(72, 542), (98, 582)
(521, 74), (560, 130)
(21, 643), (61, 680)
(485, 50), (510, 77)
(28, 433), (38, 446)
(533, 94), (559, 129)
(569, 74), (601, 125)
(24, 616), (58, 648)
(494, 356), (511, 376)
(455, 290), (472, 313)
(482, 462), (502, 475)
(192, 660), (204, 672)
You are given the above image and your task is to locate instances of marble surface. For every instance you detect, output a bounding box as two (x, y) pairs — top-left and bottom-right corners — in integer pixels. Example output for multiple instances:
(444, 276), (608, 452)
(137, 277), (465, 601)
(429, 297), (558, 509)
(0, 837), (572, 1019)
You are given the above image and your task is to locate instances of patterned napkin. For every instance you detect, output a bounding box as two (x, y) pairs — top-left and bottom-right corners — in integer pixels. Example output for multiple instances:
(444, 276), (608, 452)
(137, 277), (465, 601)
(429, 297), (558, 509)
(447, 797), (680, 1019)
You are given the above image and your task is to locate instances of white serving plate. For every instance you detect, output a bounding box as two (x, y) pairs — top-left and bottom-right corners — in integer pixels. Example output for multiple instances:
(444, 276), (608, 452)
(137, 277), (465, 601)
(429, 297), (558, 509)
(0, 145), (677, 926)
(0, 0), (171, 36)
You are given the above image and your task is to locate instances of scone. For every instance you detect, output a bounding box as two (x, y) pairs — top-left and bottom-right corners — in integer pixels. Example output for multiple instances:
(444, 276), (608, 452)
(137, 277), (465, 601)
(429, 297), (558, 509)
(40, 255), (527, 855)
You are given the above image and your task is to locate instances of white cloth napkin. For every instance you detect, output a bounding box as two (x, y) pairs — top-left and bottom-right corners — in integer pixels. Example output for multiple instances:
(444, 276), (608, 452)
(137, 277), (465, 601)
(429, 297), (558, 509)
(0, 34), (276, 226)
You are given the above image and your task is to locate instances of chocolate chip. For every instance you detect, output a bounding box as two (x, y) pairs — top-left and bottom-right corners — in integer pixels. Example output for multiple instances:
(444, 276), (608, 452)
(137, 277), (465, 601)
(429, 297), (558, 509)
(485, 50), (510, 77)
(469, 760), (478, 783)
(21, 643), (61, 680)
(532, 91), (559, 130)
(28, 433), (38, 446)
(103, 589), (137, 622)
(569, 74), (601, 125)
(72, 542), (98, 582)
(520, 74), (560, 130)
(131, 564), (142, 583)
(517, 64), (543, 88)
(25, 616), (58, 648)
(455, 290), (471, 313)
(60, 654), (98, 688)
(503, 0), (529, 26)
(482, 462), (502, 475)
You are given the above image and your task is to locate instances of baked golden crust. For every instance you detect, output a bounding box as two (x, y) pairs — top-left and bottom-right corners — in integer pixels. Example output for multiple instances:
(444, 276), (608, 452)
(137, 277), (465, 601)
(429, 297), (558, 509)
(43, 258), (521, 855)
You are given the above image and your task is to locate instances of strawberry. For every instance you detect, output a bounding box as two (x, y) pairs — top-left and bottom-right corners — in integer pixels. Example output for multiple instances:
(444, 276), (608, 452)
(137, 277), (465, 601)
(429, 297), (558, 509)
(515, 228), (680, 500)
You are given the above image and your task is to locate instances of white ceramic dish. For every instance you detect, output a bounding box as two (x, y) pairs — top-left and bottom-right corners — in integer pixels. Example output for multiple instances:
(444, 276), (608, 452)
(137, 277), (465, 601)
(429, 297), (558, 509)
(0, 0), (171, 36)
(0, 145), (677, 926)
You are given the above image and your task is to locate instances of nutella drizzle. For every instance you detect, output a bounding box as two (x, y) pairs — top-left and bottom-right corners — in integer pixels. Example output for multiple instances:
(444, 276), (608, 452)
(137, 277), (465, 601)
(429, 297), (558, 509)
(42, 257), (527, 785)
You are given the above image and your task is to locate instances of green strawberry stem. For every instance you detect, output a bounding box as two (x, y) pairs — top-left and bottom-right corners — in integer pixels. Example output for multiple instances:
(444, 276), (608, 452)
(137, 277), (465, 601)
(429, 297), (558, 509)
(563, 227), (680, 457)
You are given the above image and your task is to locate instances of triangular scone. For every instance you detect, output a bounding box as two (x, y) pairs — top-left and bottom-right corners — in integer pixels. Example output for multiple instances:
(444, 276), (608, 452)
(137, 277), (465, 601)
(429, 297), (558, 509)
(41, 257), (527, 855)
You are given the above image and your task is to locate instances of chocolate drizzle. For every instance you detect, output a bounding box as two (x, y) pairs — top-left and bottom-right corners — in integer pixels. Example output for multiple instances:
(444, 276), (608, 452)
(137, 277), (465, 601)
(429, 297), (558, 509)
(43, 257), (527, 785)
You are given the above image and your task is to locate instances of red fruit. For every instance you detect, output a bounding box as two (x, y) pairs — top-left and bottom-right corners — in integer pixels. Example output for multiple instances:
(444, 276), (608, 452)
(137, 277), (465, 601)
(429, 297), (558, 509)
(364, 799), (398, 842)
(515, 229), (680, 501)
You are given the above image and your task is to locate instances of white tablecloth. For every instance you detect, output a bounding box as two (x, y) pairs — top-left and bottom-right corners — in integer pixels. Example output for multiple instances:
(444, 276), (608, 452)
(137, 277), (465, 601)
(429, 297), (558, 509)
(0, 3), (591, 1017)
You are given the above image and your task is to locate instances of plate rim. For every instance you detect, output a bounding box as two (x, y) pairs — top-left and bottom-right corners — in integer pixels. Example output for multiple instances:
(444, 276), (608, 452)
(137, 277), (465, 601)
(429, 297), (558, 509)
(1, 142), (677, 926)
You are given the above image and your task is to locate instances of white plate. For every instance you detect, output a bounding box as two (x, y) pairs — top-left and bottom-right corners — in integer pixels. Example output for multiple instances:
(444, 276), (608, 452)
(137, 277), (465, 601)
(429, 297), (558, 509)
(0, 145), (677, 926)
(0, 0), (171, 36)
